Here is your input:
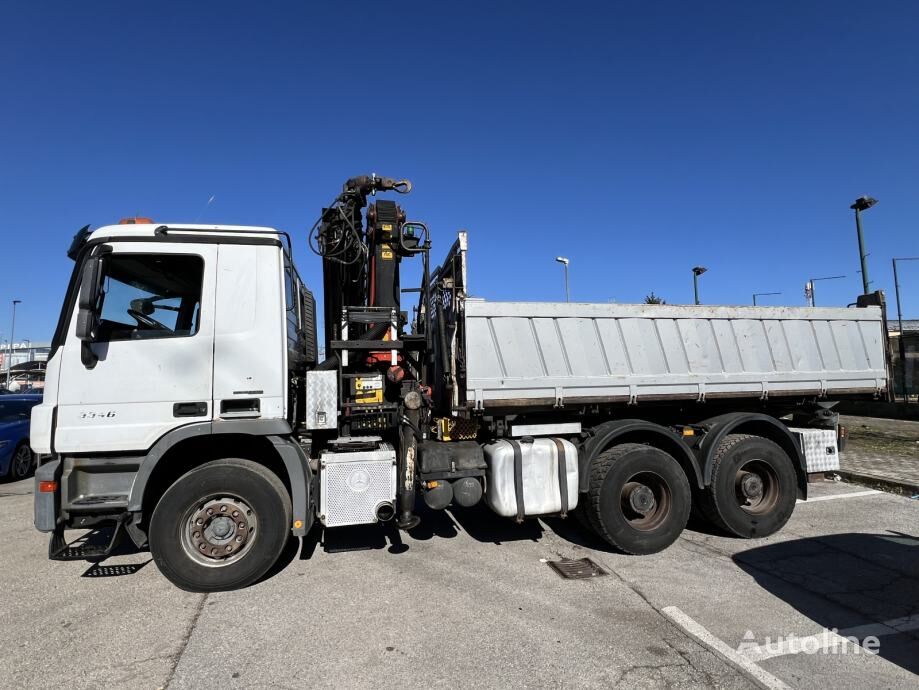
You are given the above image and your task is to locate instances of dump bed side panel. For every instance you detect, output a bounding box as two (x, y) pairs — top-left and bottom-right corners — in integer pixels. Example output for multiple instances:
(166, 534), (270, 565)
(463, 301), (887, 407)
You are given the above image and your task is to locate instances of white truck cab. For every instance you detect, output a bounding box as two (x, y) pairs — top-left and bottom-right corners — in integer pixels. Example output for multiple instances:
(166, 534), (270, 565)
(34, 222), (313, 455)
(33, 222), (318, 588)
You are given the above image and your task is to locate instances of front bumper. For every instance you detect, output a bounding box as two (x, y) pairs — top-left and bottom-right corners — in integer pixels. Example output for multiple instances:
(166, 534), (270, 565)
(34, 459), (62, 532)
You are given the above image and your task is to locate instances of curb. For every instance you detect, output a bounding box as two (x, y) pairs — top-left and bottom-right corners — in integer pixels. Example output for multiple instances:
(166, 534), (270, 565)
(837, 471), (919, 498)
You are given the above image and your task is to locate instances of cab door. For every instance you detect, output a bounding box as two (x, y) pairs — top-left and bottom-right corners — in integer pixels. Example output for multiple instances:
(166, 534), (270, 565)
(55, 242), (217, 453)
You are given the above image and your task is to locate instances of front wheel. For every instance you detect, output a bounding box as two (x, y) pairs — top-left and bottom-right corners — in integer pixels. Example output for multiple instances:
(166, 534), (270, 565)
(149, 458), (292, 592)
(585, 444), (691, 554)
(700, 434), (797, 538)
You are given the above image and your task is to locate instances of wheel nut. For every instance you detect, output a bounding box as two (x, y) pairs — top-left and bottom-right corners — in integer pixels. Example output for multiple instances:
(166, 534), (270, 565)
(236, 536), (243, 542)
(225, 545), (232, 552)
(238, 522), (245, 529)
(196, 518), (203, 525)
(206, 508), (213, 516)
(193, 532), (200, 539)
(220, 505), (227, 512)
(232, 511), (239, 518)
(200, 544), (206, 550)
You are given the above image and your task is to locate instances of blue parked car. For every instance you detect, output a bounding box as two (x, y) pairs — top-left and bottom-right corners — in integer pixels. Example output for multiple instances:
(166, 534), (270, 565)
(0, 394), (42, 481)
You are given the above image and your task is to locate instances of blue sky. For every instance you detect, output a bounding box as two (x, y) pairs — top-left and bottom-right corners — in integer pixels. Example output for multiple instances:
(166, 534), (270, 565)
(2, 1), (918, 344)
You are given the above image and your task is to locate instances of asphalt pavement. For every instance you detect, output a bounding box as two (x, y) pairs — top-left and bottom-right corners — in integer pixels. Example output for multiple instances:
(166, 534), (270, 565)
(1, 474), (917, 689)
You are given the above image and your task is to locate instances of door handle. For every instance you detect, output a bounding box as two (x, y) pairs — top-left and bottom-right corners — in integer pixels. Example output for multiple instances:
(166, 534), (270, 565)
(173, 402), (208, 417)
(219, 398), (261, 418)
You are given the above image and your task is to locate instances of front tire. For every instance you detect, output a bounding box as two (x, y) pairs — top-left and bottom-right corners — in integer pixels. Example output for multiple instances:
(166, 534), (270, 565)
(700, 434), (797, 538)
(149, 458), (292, 592)
(586, 444), (691, 554)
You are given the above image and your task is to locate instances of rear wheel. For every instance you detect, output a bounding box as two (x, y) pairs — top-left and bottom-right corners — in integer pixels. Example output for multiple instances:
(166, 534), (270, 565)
(149, 458), (292, 592)
(700, 434), (797, 538)
(586, 444), (691, 554)
(9, 442), (34, 481)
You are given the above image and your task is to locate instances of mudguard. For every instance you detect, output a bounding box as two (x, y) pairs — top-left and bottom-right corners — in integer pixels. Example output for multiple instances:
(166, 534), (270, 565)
(580, 419), (703, 492)
(696, 412), (808, 499)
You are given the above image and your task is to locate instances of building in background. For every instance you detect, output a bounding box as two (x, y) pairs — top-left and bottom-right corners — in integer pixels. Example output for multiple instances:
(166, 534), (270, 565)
(1, 341), (50, 392)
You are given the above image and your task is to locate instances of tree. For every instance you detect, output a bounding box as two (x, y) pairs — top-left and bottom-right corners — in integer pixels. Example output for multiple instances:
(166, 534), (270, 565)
(644, 292), (666, 305)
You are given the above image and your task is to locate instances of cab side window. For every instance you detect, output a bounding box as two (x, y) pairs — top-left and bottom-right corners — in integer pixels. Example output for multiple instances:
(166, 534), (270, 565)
(96, 254), (204, 341)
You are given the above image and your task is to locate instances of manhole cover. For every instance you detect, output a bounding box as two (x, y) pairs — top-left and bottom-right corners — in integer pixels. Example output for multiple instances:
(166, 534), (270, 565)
(547, 557), (608, 579)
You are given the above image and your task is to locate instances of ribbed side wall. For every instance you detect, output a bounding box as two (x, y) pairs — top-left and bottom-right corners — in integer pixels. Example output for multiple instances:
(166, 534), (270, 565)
(463, 301), (887, 404)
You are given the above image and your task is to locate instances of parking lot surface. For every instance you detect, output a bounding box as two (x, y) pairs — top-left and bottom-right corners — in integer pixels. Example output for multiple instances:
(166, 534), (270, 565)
(1, 475), (917, 689)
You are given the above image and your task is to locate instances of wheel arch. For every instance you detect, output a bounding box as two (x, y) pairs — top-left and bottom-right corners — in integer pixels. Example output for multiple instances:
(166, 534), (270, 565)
(126, 421), (312, 547)
(697, 413), (807, 499)
(581, 419), (704, 492)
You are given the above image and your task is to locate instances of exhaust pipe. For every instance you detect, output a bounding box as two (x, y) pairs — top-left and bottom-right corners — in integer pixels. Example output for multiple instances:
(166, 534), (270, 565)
(375, 502), (395, 522)
(396, 391), (422, 530)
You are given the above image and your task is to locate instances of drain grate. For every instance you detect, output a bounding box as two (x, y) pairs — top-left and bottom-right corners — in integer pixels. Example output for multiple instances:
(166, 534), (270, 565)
(547, 557), (608, 580)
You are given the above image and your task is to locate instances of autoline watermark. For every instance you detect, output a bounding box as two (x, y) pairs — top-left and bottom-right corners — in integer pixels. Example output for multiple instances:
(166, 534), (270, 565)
(737, 629), (881, 656)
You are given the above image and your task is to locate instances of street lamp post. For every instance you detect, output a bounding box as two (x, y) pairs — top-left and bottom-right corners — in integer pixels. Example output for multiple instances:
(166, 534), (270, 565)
(6, 299), (21, 388)
(893, 257), (919, 402)
(805, 275), (845, 307)
(753, 291), (781, 306)
(555, 257), (570, 302)
(850, 196), (877, 295)
(692, 266), (707, 305)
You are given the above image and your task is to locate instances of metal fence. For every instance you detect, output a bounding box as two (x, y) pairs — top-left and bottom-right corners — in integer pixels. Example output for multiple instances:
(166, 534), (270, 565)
(890, 332), (919, 402)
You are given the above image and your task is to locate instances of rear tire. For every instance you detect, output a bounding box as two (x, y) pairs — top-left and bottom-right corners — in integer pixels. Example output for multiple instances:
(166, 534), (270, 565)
(149, 458), (292, 592)
(586, 444), (691, 555)
(700, 434), (797, 538)
(8, 442), (34, 481)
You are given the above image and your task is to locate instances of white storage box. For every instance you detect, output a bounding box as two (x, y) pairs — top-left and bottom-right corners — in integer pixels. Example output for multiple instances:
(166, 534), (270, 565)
(319, 446), (396, 527)
(484, 438), (578, 519)
(789, 428), (840, 473)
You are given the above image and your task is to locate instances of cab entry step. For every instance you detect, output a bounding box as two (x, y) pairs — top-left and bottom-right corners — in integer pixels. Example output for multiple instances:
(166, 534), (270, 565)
(49, 516), (126, 561)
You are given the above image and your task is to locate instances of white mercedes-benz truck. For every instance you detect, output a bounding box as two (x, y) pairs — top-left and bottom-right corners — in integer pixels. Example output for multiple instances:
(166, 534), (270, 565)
(32, 175), (890, 591)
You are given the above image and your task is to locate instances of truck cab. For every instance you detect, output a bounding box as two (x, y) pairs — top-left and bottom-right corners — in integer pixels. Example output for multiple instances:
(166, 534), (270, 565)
(33, 222), (318, 585)
(35, 223), (316, 454)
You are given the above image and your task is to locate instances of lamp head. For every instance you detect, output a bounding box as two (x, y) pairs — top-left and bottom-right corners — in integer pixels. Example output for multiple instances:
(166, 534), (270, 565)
(850, 196), (877, 211)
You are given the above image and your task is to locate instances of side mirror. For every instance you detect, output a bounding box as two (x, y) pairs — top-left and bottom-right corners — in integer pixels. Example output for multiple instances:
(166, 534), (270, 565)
(75, 256), (103, 341)
(75, 256), (104, 367)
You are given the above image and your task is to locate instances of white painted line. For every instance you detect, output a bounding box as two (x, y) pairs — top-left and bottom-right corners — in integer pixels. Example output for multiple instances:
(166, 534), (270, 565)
(661, 606), (790, 690)
(797, 489), (881, 504)
(735, 616), (914, 663)
(740, 629), (849, 662)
